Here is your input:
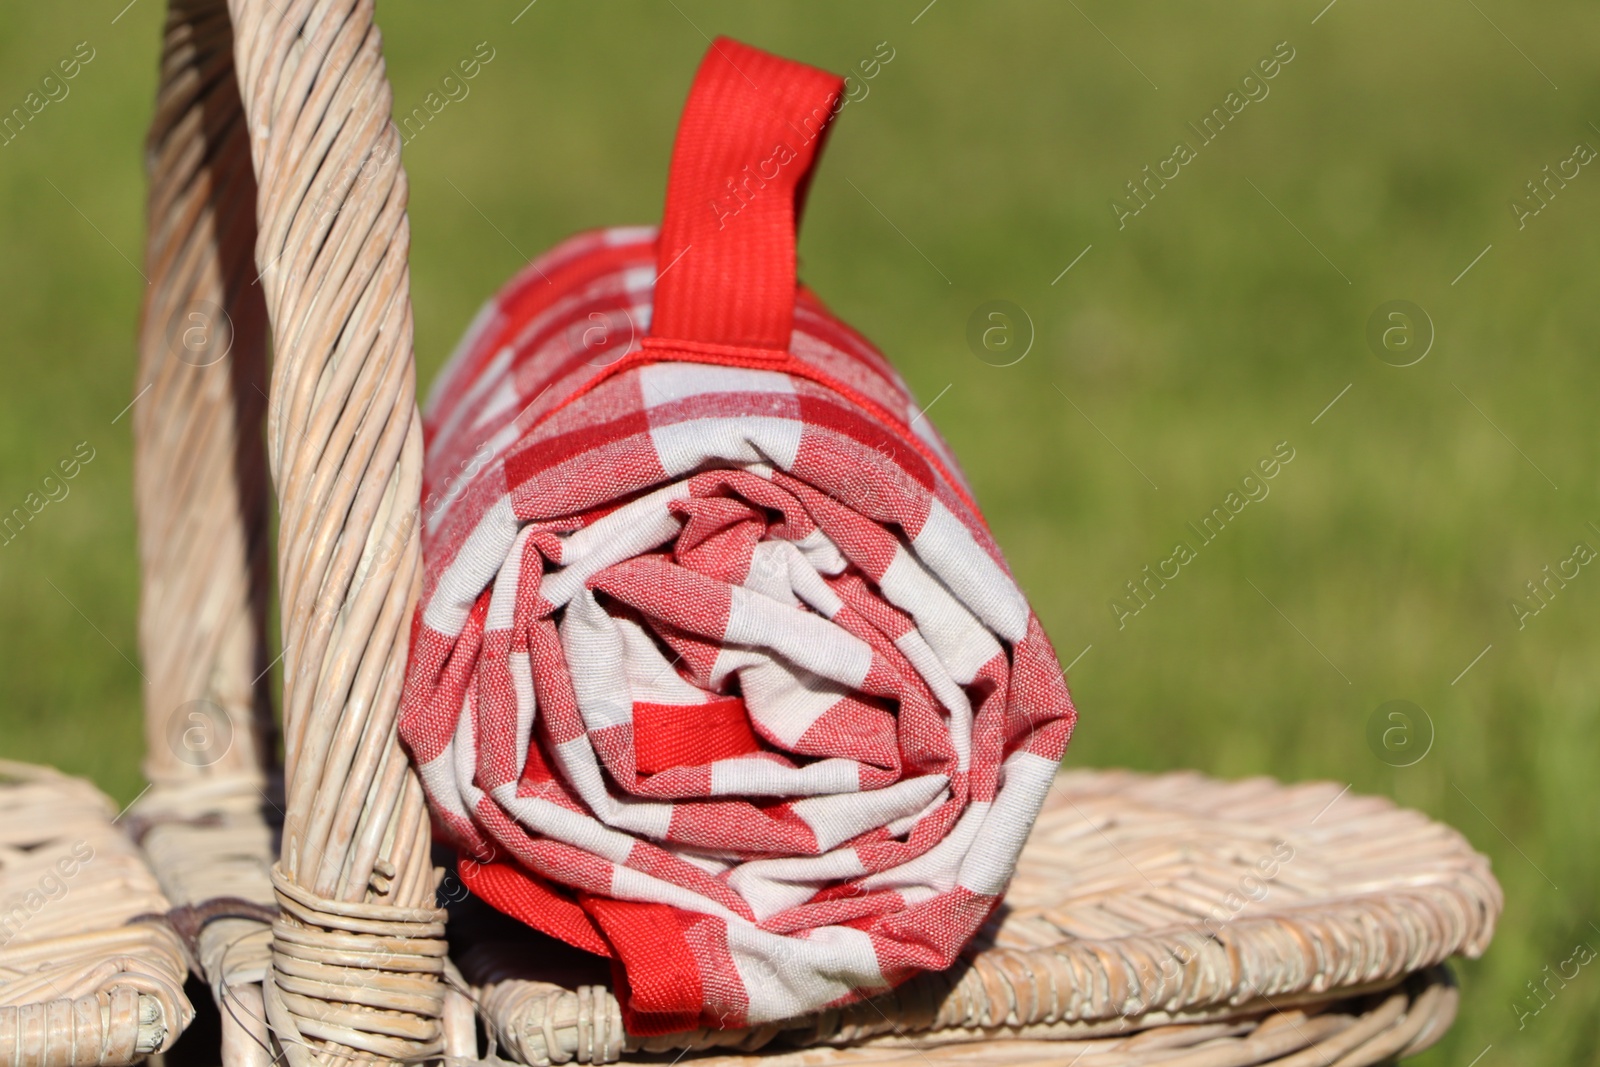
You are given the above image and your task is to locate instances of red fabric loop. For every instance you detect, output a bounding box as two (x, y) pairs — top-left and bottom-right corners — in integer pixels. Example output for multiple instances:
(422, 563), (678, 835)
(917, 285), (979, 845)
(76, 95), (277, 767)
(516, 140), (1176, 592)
(498, 40), (987, 522)
(651, 38), (844, 350)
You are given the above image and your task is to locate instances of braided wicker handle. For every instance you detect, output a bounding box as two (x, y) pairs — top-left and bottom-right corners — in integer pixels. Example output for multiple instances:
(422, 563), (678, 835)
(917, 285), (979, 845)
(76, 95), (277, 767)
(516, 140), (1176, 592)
(134, 1), (446, 1062)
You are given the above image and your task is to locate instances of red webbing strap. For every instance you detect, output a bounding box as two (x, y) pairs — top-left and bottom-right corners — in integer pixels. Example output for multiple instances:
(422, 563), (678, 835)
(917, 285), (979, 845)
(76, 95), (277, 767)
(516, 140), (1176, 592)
(515, 38), (987, 523)
(651, 38), (844, 350)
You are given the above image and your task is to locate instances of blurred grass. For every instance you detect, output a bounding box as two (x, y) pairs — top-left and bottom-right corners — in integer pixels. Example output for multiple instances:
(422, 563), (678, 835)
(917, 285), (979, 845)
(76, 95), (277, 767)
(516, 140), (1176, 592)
(2, 0), (1597, 1061)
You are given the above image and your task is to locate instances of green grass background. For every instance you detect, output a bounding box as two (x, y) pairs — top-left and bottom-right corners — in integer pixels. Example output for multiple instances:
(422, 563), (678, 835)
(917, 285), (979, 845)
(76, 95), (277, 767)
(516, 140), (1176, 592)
(1, 1), (1596, 1061)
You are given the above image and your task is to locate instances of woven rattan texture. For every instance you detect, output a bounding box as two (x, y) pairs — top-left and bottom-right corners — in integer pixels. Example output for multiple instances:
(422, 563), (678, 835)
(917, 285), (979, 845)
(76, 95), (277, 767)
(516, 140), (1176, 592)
(134, 0), (275, 792)
(677, 967), (1460, 1067)
(228, 0), (445, 1056)
(0, 762), (193, 1067)
(131, 8), (286, 1059)
(130, 0), (447, 1062)
(462, 770), (1498, 1064)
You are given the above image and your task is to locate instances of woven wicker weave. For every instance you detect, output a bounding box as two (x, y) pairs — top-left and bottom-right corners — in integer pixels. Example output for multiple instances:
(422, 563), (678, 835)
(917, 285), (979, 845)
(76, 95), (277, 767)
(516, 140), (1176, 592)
(457, 770), (1497, 1064)
(129, 1), (453, 1064)
(1, 1), (1504, 1065)
(660, 968), (1461, 1067)
(0, 761), (192, 1067)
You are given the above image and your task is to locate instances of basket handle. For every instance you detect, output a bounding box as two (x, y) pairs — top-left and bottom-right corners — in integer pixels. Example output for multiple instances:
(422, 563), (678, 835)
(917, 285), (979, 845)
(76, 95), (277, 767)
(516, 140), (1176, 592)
(135, 0), (275, 791)
(134, 0), (446, 1062)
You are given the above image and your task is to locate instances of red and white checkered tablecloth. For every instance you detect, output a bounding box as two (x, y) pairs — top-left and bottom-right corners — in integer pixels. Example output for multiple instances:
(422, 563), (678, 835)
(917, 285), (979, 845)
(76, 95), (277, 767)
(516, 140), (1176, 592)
(398, 37), (1076, 1035)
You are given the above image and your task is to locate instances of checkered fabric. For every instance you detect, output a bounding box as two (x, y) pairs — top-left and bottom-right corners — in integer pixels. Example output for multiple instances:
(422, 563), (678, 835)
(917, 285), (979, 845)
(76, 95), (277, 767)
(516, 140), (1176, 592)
(398, 38), (1076, 1035)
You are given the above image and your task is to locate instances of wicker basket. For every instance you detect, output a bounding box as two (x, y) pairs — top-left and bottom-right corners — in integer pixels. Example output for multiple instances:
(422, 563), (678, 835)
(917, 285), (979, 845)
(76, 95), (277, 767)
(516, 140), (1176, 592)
(456, 770), (1497, 1064)
(0, 1), (1502, 1065)
(0, 761), (192, 1066)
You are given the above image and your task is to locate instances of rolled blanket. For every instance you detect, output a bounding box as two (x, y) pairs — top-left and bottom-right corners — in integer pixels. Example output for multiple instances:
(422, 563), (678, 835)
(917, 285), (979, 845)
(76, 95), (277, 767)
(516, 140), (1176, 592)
(399, 38), (1076, 1035)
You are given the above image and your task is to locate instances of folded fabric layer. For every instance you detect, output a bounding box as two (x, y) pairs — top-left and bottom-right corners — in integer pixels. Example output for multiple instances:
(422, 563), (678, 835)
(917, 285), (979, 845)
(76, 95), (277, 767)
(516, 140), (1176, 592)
(398, 38), (1076, 1035)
